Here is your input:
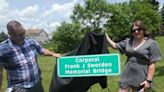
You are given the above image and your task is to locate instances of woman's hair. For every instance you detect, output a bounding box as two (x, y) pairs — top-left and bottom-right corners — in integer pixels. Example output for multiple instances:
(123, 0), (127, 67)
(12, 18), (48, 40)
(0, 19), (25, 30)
(130, 20), (149, 37)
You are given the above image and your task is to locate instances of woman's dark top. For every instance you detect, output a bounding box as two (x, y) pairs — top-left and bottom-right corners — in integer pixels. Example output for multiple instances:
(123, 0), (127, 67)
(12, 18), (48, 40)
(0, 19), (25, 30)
(116, 38), (161, 88)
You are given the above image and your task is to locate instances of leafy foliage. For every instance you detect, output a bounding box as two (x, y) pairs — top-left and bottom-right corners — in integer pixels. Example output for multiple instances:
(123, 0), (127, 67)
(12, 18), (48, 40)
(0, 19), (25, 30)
(129, 0), (162, 37)
(51, 22), (82, 53)
(147, 0), (159, 11)
(0, 31), (8, 42)
(50, 0), (162, 52)
(161, 4), (164, 26)
(71, 0), (109, 32)
(106, 3), (132, 41)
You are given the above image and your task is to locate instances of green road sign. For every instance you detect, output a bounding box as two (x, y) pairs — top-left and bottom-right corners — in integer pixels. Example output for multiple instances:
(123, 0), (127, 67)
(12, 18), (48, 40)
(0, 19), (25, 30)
(57, 54), (120, 77)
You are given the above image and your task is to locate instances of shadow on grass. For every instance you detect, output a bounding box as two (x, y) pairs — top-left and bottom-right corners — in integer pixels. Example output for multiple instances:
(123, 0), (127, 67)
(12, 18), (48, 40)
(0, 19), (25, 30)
(155, 66), (164, 77)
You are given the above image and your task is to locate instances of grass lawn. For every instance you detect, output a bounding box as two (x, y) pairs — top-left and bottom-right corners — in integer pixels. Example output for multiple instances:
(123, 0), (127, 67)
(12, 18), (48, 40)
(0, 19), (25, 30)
(1, 36), (164, 92)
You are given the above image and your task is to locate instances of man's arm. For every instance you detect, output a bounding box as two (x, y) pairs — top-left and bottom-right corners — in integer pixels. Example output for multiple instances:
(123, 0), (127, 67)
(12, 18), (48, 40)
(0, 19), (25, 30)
(32, 39), (61, 58)
(43, 49), (61, 58)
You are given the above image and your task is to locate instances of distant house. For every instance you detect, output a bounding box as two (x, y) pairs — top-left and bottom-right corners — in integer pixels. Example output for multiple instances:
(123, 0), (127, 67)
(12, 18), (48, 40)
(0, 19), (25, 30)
(26, 29), (49, 44)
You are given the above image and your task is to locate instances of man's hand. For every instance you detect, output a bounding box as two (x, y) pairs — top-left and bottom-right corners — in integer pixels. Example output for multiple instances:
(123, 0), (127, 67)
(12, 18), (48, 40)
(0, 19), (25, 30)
(43, 49), (61, 58)
(52, 53), (61, 58)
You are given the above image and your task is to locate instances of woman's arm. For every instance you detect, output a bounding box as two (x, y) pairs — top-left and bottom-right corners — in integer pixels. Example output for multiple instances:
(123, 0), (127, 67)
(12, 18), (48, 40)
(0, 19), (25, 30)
(105, 33), (117, 49)
(147, 63), (155, 81)
(140, 62), (155, 91)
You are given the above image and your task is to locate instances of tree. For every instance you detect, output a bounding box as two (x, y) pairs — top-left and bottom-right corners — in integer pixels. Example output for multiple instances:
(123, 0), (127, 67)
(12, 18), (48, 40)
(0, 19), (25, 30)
(51, 22), (82, 53)
(71, 0), (131, 41)
(161, 4), (164, 29)
(0, 31), (8, 42)
(71, 0), (110, 33)
(50, 0), (162, 52)
(105, 3), (132, 41)
(129, 0), (162, 38)
(51, 0), (111, 52)
(147, 0), (159, 11)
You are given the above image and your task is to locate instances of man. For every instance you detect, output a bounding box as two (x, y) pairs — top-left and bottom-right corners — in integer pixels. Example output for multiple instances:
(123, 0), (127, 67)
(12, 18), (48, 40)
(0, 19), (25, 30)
(0, 20), (60, 92)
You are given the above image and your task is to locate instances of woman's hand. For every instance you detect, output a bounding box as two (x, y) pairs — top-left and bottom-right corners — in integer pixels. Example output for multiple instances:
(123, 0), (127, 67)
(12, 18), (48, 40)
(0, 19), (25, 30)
(139, 80), (151, 92)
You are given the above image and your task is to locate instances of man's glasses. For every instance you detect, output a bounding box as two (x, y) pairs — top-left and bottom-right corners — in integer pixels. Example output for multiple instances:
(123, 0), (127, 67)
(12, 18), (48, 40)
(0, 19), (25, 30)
(132, 28), (143, 33)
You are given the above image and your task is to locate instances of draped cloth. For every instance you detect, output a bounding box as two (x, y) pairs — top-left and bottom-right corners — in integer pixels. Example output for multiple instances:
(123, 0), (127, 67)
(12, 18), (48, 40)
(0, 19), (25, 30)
(49, 32), (109, 92)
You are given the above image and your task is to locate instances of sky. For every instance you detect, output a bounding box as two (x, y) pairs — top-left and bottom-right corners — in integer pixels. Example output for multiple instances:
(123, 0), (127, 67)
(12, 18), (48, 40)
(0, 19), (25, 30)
(0, 0), (163, 33)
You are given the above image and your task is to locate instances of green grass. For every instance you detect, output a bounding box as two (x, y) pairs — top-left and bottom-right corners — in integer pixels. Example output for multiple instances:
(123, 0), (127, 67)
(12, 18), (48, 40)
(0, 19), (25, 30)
(2, 36), (164, 92)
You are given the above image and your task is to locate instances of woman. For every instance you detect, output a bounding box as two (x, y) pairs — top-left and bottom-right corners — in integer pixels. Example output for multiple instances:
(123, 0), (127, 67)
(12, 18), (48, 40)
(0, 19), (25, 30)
(105, 20), (161, 92)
